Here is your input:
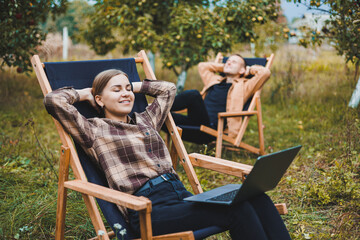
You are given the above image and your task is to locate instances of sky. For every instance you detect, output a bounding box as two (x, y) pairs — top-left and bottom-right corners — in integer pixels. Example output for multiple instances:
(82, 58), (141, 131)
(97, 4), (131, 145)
(281, 1), (308, 22)
(281, 1), (329, 23)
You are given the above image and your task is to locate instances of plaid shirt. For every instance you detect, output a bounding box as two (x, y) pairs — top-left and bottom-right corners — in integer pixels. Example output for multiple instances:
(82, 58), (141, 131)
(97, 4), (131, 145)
(44, 80), (177, 216)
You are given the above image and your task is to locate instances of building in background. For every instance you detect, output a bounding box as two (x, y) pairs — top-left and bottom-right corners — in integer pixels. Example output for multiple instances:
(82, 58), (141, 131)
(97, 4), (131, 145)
(289, 13), (330, 44)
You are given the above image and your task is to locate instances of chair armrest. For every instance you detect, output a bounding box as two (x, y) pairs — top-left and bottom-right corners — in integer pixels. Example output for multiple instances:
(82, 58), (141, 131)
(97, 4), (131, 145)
(218, 111), (257, 118)
(200, 125), (234, 144)
(64, 180), (151, 211)
(188, 153), (253, 177)
(174, 109), (188, 114)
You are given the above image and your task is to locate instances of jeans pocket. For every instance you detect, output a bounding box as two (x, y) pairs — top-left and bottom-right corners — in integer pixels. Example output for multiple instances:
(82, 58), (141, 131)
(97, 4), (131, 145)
(134, 187), (152, 198)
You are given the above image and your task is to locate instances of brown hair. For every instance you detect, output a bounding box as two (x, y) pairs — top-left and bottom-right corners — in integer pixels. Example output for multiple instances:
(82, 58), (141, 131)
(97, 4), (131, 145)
(91, 69), (129, 97)
(91, 69), (129, 115)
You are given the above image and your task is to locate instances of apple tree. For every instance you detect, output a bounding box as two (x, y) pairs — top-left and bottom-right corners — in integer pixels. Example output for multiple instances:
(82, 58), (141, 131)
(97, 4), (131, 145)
(287, 0), (360, 77)
(287, 0), (360, 107)
(0, 0), (67, 73)
(159, 2), (231, 92)
(83, 0), (280, 92)
(42, 0), (94, 43)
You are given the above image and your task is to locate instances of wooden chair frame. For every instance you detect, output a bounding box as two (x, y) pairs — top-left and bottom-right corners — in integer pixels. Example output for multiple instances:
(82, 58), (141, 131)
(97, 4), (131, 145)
(200, 52), (275, 158)
(31, 50), (285, 240)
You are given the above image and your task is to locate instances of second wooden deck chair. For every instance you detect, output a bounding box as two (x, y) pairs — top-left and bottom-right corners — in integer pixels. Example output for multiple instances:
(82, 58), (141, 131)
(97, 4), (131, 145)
(32, 50), (274, 240)
(199, 52), (275, 158)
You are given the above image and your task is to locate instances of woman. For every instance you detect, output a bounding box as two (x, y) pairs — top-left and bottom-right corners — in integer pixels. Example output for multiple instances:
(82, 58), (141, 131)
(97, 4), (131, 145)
(44, 69), (290, 239)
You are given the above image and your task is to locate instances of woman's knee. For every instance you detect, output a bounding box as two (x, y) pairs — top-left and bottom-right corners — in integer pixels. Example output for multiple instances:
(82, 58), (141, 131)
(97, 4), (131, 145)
(250, 193), (274, 207)
(231, 201), (255, 217)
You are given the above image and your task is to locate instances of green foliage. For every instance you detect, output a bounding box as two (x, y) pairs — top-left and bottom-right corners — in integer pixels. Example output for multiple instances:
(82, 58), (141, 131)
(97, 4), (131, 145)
(296, 114), (360, 207)
(0, 0), (67, 73)
(82, 15), (119, 55)
(302, 157), (359, 206)
(82, 0), (281, 92)
(42, 0), (94, 43)
(287, 0), (360, 66)
(252, 21), (288, 56)
(82, 0), (280, 76)
(159, 3), (231, 74)
(213, 0), (279, 43)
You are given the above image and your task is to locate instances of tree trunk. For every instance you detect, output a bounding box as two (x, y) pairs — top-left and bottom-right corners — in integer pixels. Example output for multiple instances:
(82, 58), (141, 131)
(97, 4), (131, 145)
(176, 69), (187, 94)
(250, 43), (255, 56)
(354, 62), (359, 83)
(147, 51), (155, 74)
(349, 75), (360, 108)
(62, 27), (68, 60)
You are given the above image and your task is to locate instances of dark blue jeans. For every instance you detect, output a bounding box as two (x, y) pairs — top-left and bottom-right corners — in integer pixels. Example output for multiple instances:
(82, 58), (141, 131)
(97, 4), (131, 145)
(128, 178), (291, 240)
(170, 90), (215, 144)
(171, 90), (210, 126)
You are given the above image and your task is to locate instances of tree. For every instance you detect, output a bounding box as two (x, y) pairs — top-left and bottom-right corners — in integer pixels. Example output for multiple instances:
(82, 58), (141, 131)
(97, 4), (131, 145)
(158, 2), (231, 92)
(213, 0), (280, 44)
(42, 0), (94, 43)
(251, 20), (288, 56)
(287, 0), (360, 107)
(287, 0), (360, 77)
(0, 0), (67, 73)
(83, 0), (280, 92)
(81, 0), (206, 55)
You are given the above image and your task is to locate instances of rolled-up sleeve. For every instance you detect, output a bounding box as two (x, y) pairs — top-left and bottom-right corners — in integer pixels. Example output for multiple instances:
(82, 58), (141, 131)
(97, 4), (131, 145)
(44, 87), (95, 148)
(244, 65), (271, 98)
(139, 80), (176, 131)
(198, 62), (224, 86)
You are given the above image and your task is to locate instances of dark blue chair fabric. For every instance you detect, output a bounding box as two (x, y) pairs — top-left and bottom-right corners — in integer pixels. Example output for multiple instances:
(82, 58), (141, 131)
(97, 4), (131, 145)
(222, 56), (267, 67)
(44, 58), (224, 239)
(221, 57), (267, 80)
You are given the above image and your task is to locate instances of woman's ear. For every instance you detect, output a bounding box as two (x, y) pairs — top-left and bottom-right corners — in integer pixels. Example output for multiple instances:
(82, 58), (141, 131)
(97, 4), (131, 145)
(95, 95), (104, 108)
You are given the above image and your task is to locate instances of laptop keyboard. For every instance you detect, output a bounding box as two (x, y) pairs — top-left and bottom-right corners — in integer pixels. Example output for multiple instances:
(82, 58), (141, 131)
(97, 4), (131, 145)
(208, 189), (238, 202)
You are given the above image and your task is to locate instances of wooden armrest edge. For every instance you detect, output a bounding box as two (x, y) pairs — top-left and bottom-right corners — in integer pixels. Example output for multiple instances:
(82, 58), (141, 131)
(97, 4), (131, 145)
(188, 153), (253, 177)
(64, 180), (151, 211)
(218, 111), (258, 118)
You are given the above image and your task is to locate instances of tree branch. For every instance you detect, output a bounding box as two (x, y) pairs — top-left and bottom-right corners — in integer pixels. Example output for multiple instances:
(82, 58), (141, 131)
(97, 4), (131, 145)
(172, 66), (179, 77)
(298, 2), (332, 14)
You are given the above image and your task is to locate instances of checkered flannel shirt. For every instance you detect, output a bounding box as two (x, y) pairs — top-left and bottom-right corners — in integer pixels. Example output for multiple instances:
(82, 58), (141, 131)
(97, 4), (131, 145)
(44, 80), (177, 216)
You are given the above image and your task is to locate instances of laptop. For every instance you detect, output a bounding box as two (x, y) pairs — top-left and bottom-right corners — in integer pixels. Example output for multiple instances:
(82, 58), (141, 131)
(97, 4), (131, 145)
(184, 145), (302, 205)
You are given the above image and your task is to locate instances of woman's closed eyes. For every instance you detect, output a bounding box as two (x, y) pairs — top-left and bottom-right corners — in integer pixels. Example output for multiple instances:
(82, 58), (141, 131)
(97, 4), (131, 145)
(111, 84), (132, 92)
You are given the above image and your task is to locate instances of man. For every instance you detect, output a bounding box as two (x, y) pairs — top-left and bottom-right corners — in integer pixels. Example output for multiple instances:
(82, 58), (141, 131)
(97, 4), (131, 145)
(170, 54), (270, 144)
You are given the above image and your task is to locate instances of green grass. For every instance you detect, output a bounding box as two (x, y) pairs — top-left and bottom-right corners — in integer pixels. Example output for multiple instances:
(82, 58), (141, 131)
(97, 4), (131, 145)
(1, 44), (359, 239)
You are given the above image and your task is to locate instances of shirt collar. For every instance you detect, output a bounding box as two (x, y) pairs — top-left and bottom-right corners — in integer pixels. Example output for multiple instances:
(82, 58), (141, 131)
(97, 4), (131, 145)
(128, 115), (136, 124)
(227, 76), (245, 83)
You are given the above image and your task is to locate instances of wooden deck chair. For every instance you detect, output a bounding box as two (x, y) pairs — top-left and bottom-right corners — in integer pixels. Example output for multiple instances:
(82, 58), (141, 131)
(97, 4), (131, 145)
(199, 52), (275, 158)
(31, 50), (284, 240)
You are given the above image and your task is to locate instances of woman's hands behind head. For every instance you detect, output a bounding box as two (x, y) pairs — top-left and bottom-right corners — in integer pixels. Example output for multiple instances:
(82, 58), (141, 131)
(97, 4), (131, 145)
(76, 88), (98, 109)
